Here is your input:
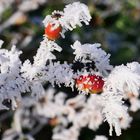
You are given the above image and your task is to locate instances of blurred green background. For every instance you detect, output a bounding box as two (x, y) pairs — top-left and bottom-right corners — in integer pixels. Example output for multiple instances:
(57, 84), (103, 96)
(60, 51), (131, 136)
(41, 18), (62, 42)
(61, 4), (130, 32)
(0, 0), (140, 140)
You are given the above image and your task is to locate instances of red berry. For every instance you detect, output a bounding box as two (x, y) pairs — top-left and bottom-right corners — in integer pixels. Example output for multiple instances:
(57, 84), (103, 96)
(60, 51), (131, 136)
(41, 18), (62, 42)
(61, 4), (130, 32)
(76, 74), (104, 94)
(45, 23), (62, 40)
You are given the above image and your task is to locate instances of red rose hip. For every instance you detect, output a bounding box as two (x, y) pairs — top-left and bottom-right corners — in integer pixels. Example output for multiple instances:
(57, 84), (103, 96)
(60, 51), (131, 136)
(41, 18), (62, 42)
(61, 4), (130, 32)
(76, 74), (104, 94)
(45, 23), (62, 40)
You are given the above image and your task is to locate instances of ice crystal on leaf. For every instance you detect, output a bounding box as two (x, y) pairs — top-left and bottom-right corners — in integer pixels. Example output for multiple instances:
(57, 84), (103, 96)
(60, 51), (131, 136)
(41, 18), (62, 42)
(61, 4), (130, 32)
(60, 2), (91, 31)
(105, 65), (140, 97)
(101, 91), (132, 136)
(71, 41), (113, 75)
(127, 61), (140, 75)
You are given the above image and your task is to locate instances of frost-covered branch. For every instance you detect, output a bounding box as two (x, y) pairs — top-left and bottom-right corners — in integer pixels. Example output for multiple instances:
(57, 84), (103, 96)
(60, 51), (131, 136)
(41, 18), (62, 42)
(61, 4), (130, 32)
(0, 2), (140, 139)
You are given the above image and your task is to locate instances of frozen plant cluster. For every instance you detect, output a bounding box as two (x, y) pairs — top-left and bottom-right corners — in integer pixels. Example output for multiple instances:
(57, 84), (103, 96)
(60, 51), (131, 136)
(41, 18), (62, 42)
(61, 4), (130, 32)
(0, 2), (140, 140)
(2, 88), (108, 140)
